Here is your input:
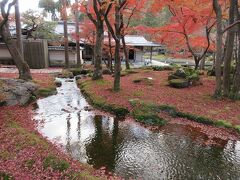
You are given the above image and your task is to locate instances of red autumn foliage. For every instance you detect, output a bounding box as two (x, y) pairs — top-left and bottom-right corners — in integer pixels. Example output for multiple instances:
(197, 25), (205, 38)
(0, 73), (111, 179)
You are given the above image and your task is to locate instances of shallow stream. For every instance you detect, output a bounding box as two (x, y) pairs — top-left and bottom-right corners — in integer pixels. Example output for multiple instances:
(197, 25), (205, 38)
(34, 78), (240, 179)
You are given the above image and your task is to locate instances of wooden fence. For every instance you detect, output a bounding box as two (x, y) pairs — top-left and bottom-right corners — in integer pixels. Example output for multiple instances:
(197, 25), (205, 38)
(23, 39), (49, 69)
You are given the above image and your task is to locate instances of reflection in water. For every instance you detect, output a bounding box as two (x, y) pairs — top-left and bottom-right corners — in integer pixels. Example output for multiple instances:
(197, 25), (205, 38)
(34, 78), (240, 179)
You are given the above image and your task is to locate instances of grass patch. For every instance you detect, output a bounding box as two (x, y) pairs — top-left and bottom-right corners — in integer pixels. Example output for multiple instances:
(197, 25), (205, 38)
(7, 121), (49, 150)
(36, 87), (57, 97)
(130, 100), (167, 126)
(43, 155), (70, 172)
(95, 79), (110, 86)
(214, 120), (232, 128)
(133, 90), (144, 97)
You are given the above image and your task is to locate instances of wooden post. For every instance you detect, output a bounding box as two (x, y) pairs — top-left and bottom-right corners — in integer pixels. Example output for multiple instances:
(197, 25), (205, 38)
(150, 46), (153, 63)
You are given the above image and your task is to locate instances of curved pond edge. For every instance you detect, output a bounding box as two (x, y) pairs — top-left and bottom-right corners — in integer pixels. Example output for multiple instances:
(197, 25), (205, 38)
(78, 79), (240, 136)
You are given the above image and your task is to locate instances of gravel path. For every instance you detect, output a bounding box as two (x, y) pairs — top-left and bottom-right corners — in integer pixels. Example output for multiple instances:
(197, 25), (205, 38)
(0, 66), (62, 74)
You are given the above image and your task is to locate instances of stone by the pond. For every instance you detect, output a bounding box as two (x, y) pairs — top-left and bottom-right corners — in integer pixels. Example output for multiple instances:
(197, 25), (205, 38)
(0, 78), (38, 106)
(75, 75), (82, 81)
(65, 79), (74, 82)
(84, 106), (93, 111)
(54, 80), (62, 87)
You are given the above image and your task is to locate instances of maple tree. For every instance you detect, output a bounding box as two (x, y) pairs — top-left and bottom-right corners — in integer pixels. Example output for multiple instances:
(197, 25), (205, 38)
(144, 0), (216, 70)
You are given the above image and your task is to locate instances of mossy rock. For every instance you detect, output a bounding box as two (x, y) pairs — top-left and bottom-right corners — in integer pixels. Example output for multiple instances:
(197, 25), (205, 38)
(69, 68), (82, 76)
(169, 79), (189, 88)
(133, 77), (153, 86)
(54, 80), (62, 87)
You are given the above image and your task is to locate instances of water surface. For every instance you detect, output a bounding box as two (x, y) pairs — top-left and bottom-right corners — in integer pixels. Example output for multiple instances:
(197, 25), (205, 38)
(34, 78), (240, 179)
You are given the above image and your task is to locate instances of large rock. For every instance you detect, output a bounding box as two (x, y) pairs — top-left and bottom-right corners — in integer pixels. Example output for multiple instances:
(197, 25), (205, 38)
(0, 78), (38, 106)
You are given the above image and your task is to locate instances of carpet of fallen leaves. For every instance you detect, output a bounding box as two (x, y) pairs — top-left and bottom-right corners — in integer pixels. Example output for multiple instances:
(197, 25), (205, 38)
(82, 70), (240, 125)
(0, 73), (111, 179)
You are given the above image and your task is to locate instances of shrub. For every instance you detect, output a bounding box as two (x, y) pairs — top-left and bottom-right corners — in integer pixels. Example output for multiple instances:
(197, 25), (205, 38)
(169, 79), (189, 88)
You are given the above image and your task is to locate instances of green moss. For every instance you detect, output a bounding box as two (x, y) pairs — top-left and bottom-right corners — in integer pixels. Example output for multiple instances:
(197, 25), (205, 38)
(36, 87), (57, 97)
(7, 121), (49, 150)
(43, 155), (70, 172)
(234, 125), (240, 133)
(24, 159), (35, 169)
(169, 79), (189, 88)
(79, 80), (128, 117)
(95, 79), (110, 86)
(159, 105), (177, 116)
(176, 111), (214, 125)
(0, 172), (13, 180)
(214, 120), (232, 128)
(130, 100), (167, 126)
(133, 90), (144, 97)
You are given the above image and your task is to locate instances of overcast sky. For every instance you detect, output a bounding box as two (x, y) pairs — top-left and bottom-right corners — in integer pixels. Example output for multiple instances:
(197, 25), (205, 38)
(19, 0), (40, 12)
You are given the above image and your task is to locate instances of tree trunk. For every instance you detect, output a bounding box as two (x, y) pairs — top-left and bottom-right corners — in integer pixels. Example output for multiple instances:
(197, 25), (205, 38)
(62, 0), (69, 69)
(231, 0), (240, 99)
(213, 0), (223, 97)
(194, 57), (200, 70)
(15, 0), (23, 56)
(75, 0), (81, 68)
(200, 56), (206, 70)
(223, 0), (235, 97)
(92, 22), (103, 80)
(114, 39), (121, 91)
(113, 3), (122, 91)
(122, 36), (130, 70)
(1, 25), (32, 80)
(108, 31), (113, 72)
